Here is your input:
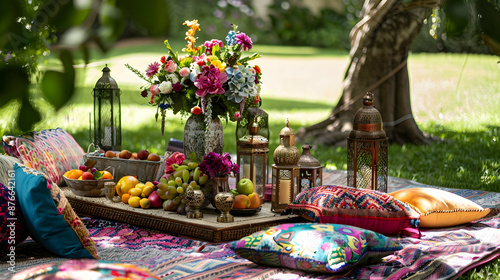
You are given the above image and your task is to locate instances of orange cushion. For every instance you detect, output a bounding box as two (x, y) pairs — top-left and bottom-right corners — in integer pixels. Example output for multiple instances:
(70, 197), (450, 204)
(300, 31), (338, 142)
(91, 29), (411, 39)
(389, 188), (490, 228)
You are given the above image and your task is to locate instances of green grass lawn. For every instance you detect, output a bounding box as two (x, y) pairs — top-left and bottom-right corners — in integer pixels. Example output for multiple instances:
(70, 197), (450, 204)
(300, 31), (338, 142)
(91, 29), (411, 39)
(1, 42), (499, 278)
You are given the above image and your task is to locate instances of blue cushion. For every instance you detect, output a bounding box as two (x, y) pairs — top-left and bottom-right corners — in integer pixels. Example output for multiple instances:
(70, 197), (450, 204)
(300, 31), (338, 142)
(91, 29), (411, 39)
(0, 182), (28, 257)
(13, 163), (98, 259)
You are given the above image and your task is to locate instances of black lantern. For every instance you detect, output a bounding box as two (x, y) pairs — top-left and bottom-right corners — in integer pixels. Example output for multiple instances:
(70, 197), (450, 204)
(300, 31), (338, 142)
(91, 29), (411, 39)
(298, 144), (322, 191)
(271, 120), (301, 213)
(347, 92), (388, 192)
(93, 65), (121, 151)
(236, 122), (269, 205)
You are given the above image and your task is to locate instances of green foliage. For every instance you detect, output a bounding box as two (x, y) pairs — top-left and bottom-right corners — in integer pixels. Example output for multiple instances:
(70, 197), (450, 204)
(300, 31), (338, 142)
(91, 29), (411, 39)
(0, 0), (171, 134)
(267, 0), (353, 49)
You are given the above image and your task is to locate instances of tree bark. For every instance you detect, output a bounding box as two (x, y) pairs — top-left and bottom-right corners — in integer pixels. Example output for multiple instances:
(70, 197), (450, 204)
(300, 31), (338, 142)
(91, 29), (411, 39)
(297, 0), (443, 146)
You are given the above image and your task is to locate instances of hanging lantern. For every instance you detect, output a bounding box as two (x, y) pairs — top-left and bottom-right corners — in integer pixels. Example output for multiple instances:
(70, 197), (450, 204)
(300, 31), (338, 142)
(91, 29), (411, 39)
(271, 119), (301, 213)
(236, 121), (269, 205)
(347, 92), (388, 192)
(298, 144), (323, 191)
(93, 65), (122, 151)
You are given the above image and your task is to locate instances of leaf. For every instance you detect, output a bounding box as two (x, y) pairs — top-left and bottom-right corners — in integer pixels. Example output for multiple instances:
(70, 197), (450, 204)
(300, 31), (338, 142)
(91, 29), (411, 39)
(18, 99), (41, 133)
(40, 51), (75, 110)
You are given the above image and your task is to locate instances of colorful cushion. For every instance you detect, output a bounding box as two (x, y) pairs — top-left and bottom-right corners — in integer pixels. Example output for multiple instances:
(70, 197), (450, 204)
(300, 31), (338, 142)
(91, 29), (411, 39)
(284, 185), (420, 236)
(10, 259), (160, 280)
(230, 223), (402, 273)
(389, 188), (491, 228)
(0, 182), (28, 258)
(13, 163), (99, 259)
(3, 128), (85, 184)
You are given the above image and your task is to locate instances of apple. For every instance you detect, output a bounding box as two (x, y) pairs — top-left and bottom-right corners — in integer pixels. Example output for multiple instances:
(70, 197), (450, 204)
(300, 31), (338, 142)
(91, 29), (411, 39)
(236, 178), (254, 195)
(148, 191), (163, 208)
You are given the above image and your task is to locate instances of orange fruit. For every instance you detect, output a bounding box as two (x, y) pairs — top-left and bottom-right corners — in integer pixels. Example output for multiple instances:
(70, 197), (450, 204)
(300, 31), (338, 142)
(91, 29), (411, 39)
(116, 176), (140, 197)
(101, 170), (113, 180)
(66, 169), (84, 179)
(122, 193), (131, 204)
(248, 192), (261, 209)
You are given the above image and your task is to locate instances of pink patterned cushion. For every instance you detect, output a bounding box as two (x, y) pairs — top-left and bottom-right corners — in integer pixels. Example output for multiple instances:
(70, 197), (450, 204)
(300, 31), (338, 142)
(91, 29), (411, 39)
(3, 128), (84, 184)
(285, 185), (421, 236)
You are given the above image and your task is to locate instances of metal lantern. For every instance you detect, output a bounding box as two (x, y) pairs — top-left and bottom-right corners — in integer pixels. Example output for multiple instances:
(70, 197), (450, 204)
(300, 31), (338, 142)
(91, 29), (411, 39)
(236, 122), (269, 205)
(271, 120), (301, 213)
(347, 92), (388, 192)
(93, 65), (122, 151)
(298, 144), (322, 191)
(236, 107), (270, 140)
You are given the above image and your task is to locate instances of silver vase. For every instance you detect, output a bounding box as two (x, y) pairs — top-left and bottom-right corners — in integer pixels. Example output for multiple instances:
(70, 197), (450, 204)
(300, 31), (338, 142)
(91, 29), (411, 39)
(183, 114), (223, 162)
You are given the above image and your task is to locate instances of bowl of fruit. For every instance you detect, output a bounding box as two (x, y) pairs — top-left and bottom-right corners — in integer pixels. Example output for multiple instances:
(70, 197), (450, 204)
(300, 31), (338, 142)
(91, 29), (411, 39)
(63, 165), (114, 197)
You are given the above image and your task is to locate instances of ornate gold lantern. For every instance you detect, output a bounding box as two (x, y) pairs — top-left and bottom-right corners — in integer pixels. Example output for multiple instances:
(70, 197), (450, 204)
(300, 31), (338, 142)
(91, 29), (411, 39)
(236, 121), (269, 205)
(347, 92), (388, 192)
(271, 120), (300, 213)
(298, 144), (322, 191)
(236, 107), (269, 140)
(93, 65), (121, 151)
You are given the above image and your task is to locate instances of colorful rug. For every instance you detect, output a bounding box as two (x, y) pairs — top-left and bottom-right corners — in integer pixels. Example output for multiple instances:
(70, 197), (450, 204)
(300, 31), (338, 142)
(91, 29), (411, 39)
(2, 170), (500, 280)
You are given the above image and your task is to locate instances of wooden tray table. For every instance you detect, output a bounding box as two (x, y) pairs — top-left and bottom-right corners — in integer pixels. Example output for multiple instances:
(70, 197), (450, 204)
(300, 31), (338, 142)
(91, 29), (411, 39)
(63, 188), (302, 242)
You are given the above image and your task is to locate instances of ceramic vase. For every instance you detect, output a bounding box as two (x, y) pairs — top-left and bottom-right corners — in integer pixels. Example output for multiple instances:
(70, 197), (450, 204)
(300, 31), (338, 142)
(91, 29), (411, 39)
(183, 114), (223, 162)
(211, 176), (231, 208)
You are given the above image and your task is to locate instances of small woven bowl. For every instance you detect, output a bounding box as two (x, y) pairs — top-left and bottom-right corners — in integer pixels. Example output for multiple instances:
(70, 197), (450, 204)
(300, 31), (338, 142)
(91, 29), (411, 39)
(63, 176), (114, 197)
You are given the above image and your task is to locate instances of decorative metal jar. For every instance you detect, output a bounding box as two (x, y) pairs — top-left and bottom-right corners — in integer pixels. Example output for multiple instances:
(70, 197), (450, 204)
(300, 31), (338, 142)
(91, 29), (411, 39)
(236, 122), (269, 205)
(92, 65), (121, 151)
(271, 120), (300, 213)
(298, 144), (322, 191)
(347, 92), (388, 192)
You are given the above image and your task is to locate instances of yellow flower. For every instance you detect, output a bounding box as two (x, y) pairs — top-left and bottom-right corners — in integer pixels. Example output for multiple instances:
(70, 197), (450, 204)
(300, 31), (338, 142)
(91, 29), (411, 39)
(183, 19), (201, 52)
(211, 60), (226, 73)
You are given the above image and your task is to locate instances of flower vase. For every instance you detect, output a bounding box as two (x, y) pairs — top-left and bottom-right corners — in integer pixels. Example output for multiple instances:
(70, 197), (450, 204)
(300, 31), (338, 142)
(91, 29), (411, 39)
(183, 114), (224, 162)
(211, 176), (231, 208)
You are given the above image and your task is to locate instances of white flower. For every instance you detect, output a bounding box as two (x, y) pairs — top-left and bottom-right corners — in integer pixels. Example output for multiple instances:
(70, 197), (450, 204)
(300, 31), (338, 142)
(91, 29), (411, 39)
(158, 81), (172, 94)
(167, 74), (179, 84)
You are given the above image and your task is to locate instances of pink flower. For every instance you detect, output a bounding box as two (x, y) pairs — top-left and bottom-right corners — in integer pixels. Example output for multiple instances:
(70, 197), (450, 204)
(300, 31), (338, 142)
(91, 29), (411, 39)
(164, 152), (186, 174)
(146, 62), (160, 77)
(204, 39), (223, 55)
(193, 54), (209, 66)
(234, 111), (241, 119)
(236, 33), (252, 51)
(179, 67), (190, 77)
(173, 82), (182, 92)
(164, 60), (177, 73)
(194, 65), (227, 97)
(149, 84), (160, 104)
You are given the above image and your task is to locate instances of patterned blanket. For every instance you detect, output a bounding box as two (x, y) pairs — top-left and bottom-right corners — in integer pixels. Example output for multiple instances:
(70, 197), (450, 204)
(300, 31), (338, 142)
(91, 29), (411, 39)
(2, 171), (500, 279)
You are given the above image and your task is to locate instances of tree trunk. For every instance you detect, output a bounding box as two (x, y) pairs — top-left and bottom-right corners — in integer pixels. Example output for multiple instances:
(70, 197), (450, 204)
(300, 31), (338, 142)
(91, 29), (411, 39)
(297, 0), (442, 146)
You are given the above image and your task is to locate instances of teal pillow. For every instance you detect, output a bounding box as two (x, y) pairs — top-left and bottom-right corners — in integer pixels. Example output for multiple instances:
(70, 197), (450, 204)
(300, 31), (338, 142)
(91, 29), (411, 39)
(13, 164), (98, 259)
(230, 223), (401, 273)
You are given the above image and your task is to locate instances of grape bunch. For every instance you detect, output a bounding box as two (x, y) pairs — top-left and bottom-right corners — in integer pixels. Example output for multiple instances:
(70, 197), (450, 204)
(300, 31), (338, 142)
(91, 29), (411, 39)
(158, 160), (208, 214)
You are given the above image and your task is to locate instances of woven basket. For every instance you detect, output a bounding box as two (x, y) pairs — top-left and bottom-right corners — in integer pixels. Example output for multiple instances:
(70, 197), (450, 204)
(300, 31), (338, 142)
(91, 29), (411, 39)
(63, 176), (113, 197)
(85, 154), (165, 183)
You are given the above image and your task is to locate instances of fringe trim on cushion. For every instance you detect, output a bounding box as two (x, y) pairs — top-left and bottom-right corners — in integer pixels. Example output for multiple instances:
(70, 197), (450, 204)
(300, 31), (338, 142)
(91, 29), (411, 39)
(421, 208), (490, 217)
(0, 154), (21, 186)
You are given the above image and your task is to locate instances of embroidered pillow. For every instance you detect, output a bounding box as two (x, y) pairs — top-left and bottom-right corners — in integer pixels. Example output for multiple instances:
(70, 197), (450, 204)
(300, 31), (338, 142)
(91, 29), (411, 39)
(0, 182), (28, 258)
(13, 164), (99, 259)
(3, 128), (85, 184)
(389, 188), (491, 228)
(284, 185), (420, 236)
(230, 223), (402, 273)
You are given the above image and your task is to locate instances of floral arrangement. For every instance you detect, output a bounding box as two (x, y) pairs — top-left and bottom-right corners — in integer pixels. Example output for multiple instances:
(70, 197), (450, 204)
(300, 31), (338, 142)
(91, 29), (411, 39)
(198, 152), (239, 178)
(126, 20), (262, 135)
